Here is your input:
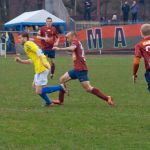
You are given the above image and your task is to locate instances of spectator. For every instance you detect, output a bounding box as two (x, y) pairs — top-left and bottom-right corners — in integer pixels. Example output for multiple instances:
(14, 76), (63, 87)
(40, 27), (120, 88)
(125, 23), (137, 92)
(122, 1), (130, 23)
(34, 25), (39, 32)
(100, 16), (107, 25)
(84, 0), (92, 20)
(111, 14), (118, 25)
(1, 32), (6, 43)
(8, 29), (15, 52)
(130, 0), (139, 23)
(139, 0), (144, 4)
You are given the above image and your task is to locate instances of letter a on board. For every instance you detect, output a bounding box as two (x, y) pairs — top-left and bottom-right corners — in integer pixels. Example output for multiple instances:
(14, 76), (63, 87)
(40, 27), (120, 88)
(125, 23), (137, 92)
(114, 27), (126, 48)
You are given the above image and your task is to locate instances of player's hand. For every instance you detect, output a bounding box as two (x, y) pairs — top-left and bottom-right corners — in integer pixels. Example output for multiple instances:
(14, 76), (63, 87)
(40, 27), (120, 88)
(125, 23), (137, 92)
(53, 38), (60, 47)
(52, 47), (60, 50)
(43, 63), (50, 70)
(132, 75), (137, 84)
(15, 56), (21, 63)
(45, 37), (53, 43)
(45, 37), (50, 42)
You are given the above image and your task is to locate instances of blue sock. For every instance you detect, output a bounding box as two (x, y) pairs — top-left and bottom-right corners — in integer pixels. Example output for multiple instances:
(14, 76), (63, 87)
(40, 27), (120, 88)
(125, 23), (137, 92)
(39, 93), (52, 104)
(42, 85), (63, 94)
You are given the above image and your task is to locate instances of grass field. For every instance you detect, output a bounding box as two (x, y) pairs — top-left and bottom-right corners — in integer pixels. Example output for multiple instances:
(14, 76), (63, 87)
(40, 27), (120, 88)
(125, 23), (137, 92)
(0, 55), (150, 150)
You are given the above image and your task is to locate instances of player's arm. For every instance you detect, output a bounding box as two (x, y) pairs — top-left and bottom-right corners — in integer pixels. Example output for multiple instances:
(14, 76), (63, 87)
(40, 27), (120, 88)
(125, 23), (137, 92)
(132, 56), (141, 83)
(36, 49), (50, 70)
(53, 31), (59, 46)
(53, 37), (60, 46)
(53, 45), (77, 51)
(15, 57), (32, 64)
(36, 30), (46, 40)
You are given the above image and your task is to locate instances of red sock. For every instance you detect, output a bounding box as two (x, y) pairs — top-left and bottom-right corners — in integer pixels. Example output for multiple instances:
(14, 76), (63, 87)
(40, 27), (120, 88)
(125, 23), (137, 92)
(59, 90), (65, 103)
(91, 88), (108, 101)
(51, 63), (55, 75)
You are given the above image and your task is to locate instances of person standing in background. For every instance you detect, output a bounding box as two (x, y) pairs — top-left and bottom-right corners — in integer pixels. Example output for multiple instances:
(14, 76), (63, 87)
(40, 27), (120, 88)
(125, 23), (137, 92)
(122, 1), (130, 23)
(37, 17), (59, 79)
(130, 0), (139, 23)
(84, 0), (92, 20)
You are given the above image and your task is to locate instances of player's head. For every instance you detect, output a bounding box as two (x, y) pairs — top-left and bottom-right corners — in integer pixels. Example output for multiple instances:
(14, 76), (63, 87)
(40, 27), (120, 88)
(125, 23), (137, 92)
(19, 32), (29, 44)
(65, 31), (77, 42)
(125, 1), (128, 4)
(46, 17), (52, 27)
(140, 24), (150, 38)
(133, 1), (136, 4)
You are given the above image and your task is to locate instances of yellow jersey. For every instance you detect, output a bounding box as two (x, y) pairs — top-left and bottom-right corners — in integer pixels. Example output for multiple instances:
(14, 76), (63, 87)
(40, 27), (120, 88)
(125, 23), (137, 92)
(24, 41), (50, 74)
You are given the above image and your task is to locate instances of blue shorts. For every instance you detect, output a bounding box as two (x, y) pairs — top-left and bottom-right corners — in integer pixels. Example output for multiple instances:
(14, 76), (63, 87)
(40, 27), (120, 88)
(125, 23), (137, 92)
(43, 50), (55, 58)
(68, 69), (89, 82)
(145, 71), (150, 91)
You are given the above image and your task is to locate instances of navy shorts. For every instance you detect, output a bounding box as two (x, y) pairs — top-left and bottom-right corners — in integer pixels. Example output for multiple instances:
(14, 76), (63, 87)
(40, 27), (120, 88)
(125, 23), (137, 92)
(145, 71), (150, 91)
(68, 69), (89, 82)
(43, 50), (55, 58)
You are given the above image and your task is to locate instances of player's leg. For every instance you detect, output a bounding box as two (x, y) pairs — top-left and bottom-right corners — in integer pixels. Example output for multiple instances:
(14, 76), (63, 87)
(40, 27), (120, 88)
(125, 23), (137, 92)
(34, 70), (63, 106)
(81, 81), (114, 106)
(49, 50), (56, 79)
(145, 71), (150, 91)
(50, 58), (55, 78)
(35, 85), (53, 106)
(76, 70), (114, 106)
(53, 70), (75, 105)
(32, 80), (36, 89)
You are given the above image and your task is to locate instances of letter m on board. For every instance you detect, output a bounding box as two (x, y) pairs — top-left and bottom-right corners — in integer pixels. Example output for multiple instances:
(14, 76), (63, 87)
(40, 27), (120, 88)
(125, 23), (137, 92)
(87, 28), (102, 50)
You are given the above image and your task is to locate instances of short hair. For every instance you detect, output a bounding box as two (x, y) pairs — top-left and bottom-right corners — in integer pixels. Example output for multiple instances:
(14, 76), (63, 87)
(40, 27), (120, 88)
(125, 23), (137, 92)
(141, 24), (150, 36)
(46, 17), (52, 20)
(20, 32), (29, 40)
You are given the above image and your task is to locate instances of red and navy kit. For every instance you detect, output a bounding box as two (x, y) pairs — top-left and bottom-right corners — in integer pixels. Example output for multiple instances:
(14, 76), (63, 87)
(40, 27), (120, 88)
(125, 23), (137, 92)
(135, 37), (150, 71)
(68, 39), (89, 82)
(72, 39), (88, 71)
(40, 26), (58, 50)
(135, 36), (150, 91)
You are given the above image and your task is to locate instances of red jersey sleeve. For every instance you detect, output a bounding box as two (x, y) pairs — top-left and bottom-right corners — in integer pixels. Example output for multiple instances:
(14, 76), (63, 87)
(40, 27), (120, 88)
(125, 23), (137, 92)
(39, 27), (44, 37)
(135, 44), (142, 58)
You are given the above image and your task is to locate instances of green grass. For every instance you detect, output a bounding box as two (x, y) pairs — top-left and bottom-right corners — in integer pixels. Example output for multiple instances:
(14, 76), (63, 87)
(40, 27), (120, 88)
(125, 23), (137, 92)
(0, 55), (150, 150)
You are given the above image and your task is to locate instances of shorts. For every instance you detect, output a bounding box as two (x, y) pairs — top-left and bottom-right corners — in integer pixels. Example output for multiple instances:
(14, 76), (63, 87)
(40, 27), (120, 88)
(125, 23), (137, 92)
(43, 49), (55, 58)
(145, 71), (150, 91)
(34, 70), (49, 86)
(68, 69), (89, 82)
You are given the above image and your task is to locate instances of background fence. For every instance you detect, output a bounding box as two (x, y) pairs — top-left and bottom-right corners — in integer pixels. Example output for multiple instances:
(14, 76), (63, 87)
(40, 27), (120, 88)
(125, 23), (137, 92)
(0, 22), (145, 56)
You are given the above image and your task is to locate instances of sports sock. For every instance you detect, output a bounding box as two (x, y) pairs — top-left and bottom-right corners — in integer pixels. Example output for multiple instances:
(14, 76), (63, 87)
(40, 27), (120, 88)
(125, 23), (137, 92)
(59, 90), (65, 103)
(39, 93), (51, 104)
(51, 63), (55, 75)
(91, 87), (108, 101)
(42, 85), (63, 94)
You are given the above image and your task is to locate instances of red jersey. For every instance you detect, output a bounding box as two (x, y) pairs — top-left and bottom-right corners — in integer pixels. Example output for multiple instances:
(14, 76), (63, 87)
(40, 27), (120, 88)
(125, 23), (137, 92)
(135, 36), (150, 71)
(71, 39), (88, 71)
(39, 26), (58, 50)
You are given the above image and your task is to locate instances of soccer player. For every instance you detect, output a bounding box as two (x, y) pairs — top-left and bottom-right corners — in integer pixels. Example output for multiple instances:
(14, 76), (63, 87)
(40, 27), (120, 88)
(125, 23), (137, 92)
(15, 32), (65, 106)
(52, 31), (114, 106)
(37, 17), (59, 79)
(132, 24), (150, 91)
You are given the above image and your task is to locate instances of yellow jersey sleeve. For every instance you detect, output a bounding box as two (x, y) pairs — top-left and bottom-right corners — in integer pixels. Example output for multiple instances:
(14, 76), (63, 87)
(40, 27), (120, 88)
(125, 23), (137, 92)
(24, 41), (39, 53)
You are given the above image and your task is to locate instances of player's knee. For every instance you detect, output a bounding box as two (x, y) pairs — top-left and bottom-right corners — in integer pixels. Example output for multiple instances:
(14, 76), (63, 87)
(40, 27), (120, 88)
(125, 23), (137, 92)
(59, 76), (65, 84)
(35, 89), (42, 95)
(85, 86), (93, 93)
(59, 77), (63, 83)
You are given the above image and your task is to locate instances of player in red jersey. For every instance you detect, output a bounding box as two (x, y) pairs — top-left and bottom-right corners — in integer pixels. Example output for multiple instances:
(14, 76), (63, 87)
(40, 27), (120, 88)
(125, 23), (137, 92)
(133, 24), (150, 91)
(37, 17), (59, 79)
(52, 31), (114, 106)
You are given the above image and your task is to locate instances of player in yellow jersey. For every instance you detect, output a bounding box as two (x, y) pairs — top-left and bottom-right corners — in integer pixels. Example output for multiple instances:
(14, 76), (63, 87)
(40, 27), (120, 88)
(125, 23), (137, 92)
(15, 32), (65, 106)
